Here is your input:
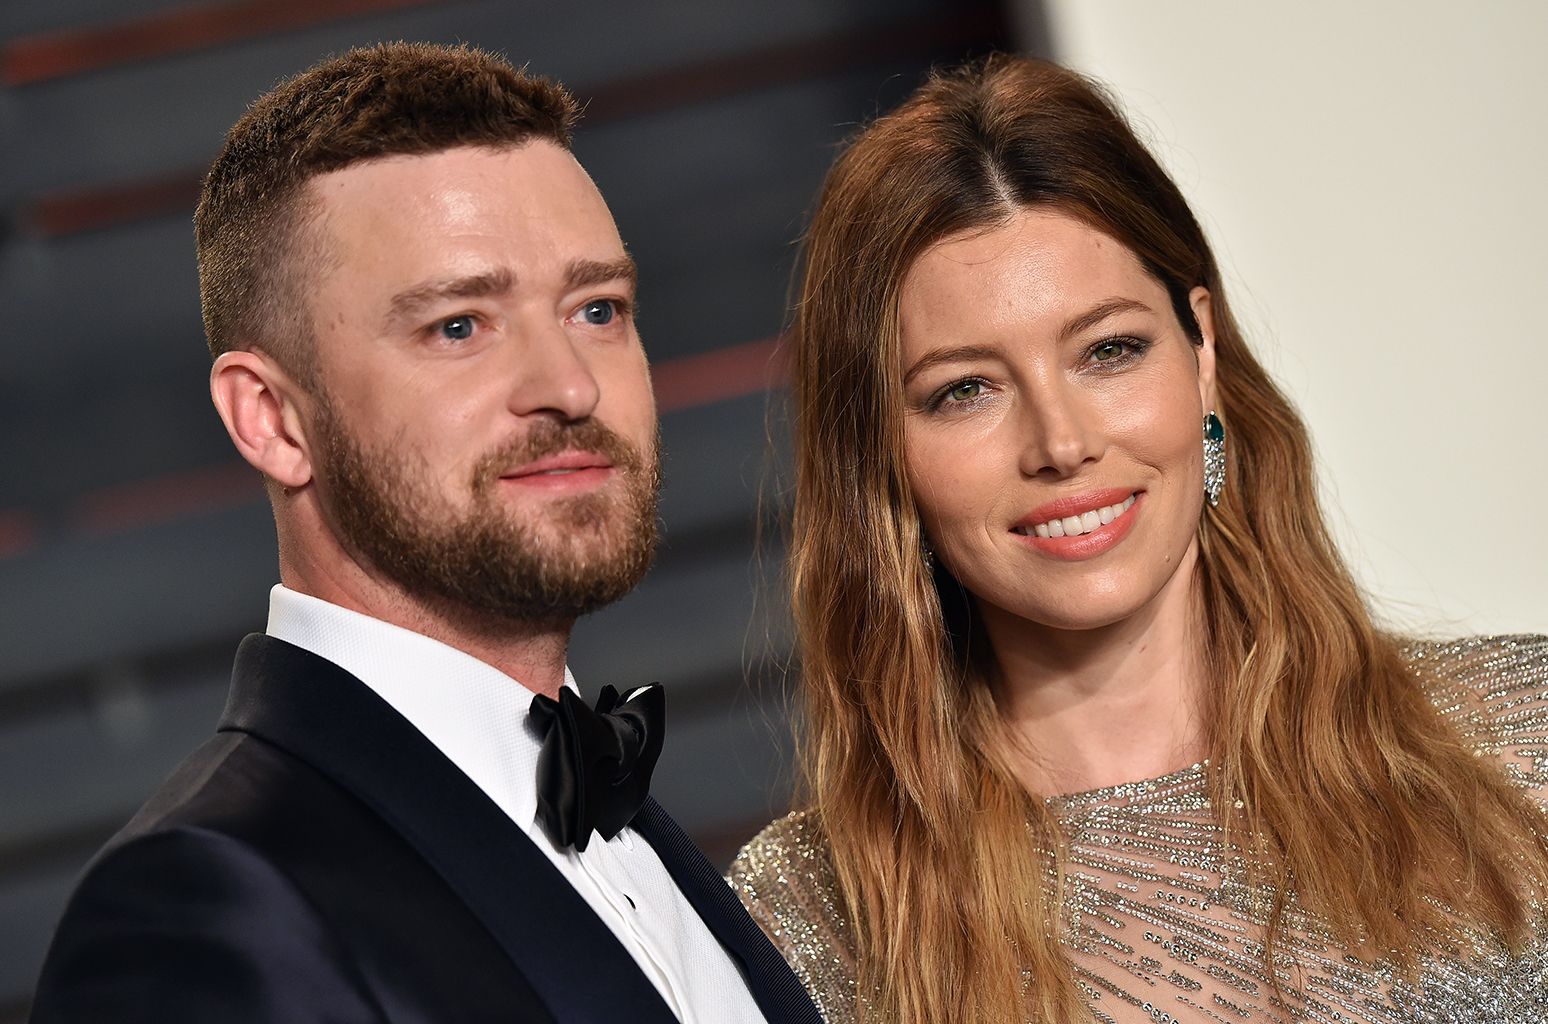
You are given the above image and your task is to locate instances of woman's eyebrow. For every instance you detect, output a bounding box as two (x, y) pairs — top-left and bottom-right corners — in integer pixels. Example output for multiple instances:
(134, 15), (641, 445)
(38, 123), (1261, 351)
(902, 344), (1002, 386)
(1059, 297), (1154, 340)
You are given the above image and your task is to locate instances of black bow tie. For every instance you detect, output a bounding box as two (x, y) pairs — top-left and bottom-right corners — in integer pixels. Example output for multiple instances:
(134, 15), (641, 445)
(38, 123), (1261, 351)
(530, 683), (665, 852)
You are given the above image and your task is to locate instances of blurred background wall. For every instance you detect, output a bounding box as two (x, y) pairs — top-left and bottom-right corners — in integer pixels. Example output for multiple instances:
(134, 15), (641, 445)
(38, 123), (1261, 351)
(0, 1), (1024, 1014)
(0, 1), (1541, 1017)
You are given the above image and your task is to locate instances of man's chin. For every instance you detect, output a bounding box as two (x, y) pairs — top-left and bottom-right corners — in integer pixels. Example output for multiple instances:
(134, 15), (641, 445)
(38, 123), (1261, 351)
(315, 421), (657, 626)
(483, 487), (622, 537)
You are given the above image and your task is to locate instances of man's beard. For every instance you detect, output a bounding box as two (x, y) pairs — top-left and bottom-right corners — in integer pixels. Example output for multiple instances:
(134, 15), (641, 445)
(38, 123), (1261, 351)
(311, 397), (659, 626)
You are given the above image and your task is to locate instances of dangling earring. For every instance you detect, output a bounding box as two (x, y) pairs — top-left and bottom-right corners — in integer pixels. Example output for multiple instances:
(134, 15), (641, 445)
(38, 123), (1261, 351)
(921, 539), (935, 573)
(1203, 411), (1226, 507)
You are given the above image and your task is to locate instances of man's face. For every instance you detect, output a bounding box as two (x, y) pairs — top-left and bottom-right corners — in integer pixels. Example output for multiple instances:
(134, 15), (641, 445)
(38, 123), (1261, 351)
(299, 141), (659, 625)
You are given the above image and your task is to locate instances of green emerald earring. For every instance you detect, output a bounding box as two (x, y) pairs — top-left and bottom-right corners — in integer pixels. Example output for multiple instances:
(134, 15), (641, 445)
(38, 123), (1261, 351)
(1203, 411), (1226, 507)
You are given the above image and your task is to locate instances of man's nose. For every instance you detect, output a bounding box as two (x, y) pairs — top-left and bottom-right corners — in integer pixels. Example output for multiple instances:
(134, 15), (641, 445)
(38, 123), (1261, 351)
(503, 321), (602, 422)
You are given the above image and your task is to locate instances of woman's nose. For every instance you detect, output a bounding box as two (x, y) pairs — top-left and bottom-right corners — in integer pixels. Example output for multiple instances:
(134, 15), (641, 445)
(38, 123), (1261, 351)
(1017, 382), (1104, 479)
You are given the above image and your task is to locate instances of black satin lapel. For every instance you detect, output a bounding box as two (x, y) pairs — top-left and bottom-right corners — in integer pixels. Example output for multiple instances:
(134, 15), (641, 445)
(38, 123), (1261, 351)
(631, 799), (822, 1024)
(220, 634), (679, 1024)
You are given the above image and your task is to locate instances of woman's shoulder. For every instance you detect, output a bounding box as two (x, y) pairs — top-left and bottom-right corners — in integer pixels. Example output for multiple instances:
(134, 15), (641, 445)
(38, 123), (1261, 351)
(730, 809), (841, 916)
(1403, 632), (1548, 683)
(730, 810), (859, 1022)
(734, 807), (827, 862)
(1403, 633), (1548, 789)
(1403, 633), (1548, 711)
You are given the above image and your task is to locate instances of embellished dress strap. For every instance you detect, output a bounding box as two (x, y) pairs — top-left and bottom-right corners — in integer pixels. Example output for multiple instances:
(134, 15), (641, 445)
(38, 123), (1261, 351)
(731, 811), (860, 1024)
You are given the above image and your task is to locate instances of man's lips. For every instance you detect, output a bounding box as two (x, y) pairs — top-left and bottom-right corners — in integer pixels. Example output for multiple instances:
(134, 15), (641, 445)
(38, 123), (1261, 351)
(499, 451), (615, 487)
(502, 451), (613, 477)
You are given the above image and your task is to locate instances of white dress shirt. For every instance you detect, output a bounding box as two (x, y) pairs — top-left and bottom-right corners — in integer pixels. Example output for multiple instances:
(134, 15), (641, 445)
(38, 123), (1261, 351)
(266, 585), (766, 1024)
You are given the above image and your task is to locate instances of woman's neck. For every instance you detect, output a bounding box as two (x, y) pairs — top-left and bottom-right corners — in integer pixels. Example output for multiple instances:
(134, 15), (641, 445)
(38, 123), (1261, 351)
(983, 544), (1208, 797)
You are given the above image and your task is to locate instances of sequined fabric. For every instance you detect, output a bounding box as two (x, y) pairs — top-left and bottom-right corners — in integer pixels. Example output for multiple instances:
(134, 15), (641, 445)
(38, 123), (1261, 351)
(730, 635), (1548, 1023)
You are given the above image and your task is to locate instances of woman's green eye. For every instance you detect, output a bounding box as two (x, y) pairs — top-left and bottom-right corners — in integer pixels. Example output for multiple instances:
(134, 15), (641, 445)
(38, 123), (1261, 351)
(947, 380), (982, 402)
(1093, 340), (1126, 361)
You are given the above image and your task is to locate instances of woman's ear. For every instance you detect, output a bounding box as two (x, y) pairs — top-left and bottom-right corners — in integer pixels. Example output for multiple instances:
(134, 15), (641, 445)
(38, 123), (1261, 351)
(1189, 286), (1218, 412)
(209, 350), (315, 491)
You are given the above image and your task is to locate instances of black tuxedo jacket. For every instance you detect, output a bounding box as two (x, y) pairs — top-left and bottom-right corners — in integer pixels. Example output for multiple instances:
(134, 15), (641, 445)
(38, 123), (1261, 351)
(31, 634), (820, 1024)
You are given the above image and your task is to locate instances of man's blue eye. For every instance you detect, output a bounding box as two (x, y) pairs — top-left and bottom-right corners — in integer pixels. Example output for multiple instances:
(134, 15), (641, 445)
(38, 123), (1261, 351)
(440, 317), (474, 341)
(580, 300), (615, 326)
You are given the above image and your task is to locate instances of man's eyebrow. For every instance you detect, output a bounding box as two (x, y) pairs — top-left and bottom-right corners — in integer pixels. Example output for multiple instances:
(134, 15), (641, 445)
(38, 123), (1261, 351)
(385, 268), (516, 326)
(902, 344), (1005, 386)
(566, 256), (637, 292)
(1060, 297), (1155, 340)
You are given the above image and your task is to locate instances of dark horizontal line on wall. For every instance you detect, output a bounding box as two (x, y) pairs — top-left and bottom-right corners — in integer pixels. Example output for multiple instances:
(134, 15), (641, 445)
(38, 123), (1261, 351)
(0, 812), (128, 880)
(28, 169), (207, 239)
(0, 634), (236, 730)
(71, 460), (265, 539)
(655, 334), (785, 414)
(0, 0), (444, 87)
(581, 4), (1006, 125)
(0, 511), (38, 561)
(661, 651), (794, 725)
(18, 3), (1007, 238)
(0, 335), (786, 562)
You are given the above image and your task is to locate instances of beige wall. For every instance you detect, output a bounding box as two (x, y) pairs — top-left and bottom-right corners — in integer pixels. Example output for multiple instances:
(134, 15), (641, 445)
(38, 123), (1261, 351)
(1028, 1), (1548, 634)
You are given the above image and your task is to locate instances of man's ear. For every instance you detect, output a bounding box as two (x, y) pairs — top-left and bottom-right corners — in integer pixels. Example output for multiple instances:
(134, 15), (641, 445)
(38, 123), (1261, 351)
(1189, 286), (1218, 413)
(209, 350), (314, 490)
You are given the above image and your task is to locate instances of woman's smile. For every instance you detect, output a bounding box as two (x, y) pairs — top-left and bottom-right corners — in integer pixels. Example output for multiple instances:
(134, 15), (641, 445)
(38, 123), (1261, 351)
(1010, 490), (1143, 561)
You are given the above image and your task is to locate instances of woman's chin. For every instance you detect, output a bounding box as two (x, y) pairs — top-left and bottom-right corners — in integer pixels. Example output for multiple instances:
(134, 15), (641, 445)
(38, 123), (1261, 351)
(985, 590), (1156, 635)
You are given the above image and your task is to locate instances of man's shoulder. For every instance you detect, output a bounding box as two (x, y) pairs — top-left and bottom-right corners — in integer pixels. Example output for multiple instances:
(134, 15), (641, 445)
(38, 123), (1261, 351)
(65, 724), (404, 957)
(31, 801), (386, 1022)
(35, 725), (555, 1023)
(104, 727), (330, 858)
(64, 727), (364, 945)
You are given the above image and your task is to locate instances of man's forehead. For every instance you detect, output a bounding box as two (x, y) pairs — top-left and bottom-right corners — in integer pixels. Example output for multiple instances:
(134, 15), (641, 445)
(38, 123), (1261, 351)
(308, 142), (611, 230)
(304, 143), (627, 286)
(310, 140), (566, 186)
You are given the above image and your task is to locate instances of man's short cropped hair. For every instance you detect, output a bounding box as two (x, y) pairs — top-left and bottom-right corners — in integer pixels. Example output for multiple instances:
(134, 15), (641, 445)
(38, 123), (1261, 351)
(195, 42), (580, 381)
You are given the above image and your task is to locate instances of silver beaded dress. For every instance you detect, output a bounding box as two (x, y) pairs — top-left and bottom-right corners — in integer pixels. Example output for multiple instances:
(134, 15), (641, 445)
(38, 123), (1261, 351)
(730, 635), (1548, 1023)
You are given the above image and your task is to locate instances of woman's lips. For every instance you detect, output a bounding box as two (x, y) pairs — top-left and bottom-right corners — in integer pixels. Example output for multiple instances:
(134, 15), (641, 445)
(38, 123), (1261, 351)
(1011, 491), (1144, 561)
(1014, 492), (1137, 539)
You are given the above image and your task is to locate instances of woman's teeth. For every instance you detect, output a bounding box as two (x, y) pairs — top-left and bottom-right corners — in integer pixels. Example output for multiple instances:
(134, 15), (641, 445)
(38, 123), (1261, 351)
(1016, 493), (1136, 539)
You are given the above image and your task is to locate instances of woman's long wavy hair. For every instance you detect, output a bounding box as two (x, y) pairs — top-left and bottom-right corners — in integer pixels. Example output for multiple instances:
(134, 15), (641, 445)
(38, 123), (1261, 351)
(790, 55), (1548, 1022)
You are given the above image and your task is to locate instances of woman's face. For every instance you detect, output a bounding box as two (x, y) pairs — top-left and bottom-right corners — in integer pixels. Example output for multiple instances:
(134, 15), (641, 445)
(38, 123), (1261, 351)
(898, 206), (1215, 633)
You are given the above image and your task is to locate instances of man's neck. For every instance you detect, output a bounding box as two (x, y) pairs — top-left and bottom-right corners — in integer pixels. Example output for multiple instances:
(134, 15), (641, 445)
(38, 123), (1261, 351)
(279, 547), (573, 699)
